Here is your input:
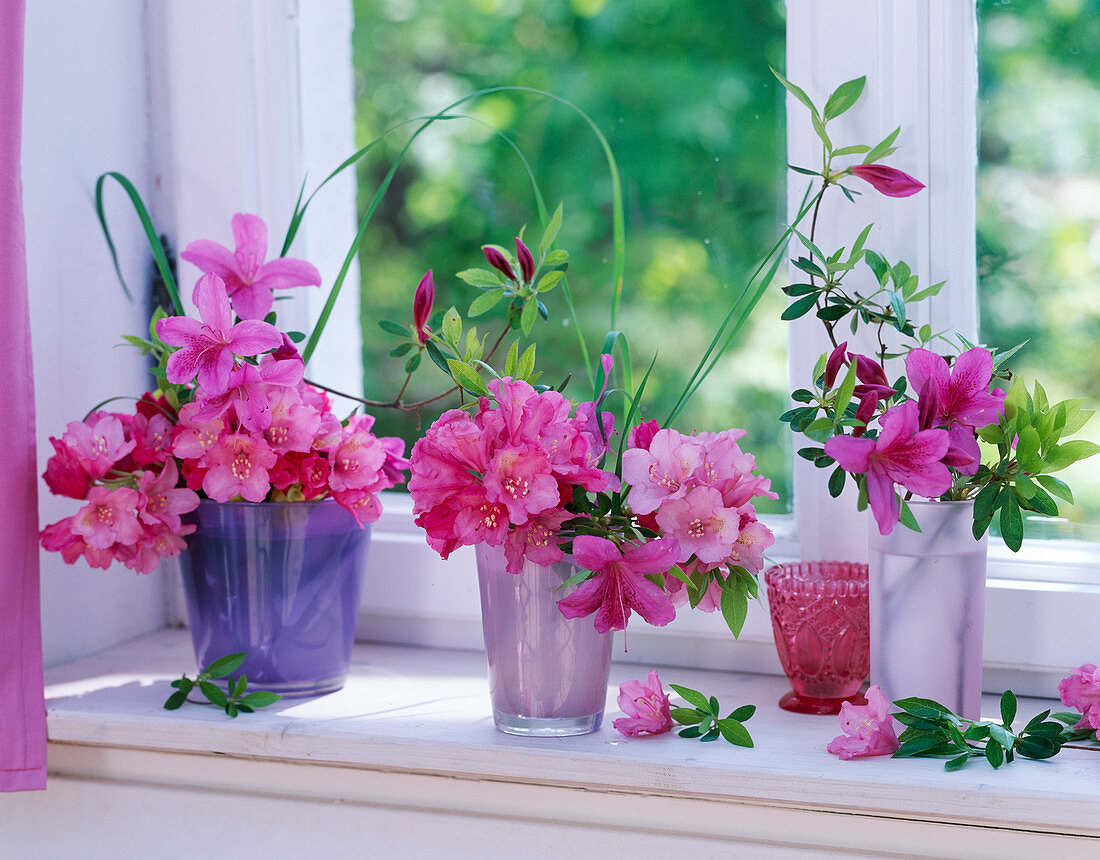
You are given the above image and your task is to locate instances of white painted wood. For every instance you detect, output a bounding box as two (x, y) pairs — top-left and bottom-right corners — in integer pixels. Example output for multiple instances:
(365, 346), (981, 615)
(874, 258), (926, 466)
(33, 630), (1100, 847)
(24, 0), (171, 667)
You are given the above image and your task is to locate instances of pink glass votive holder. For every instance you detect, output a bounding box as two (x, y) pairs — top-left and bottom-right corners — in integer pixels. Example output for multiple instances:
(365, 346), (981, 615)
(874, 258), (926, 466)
(764, 561), (870, 715)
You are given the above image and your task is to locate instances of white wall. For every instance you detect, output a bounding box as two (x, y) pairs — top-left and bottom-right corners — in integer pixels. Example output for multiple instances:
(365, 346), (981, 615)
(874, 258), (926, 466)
(24, 0), (170, 666)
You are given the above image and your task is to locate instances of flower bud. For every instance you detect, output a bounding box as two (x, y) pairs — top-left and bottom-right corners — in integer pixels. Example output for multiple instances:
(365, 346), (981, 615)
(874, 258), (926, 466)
(515, 237), (535, 283)
(848, 164), (925, 198)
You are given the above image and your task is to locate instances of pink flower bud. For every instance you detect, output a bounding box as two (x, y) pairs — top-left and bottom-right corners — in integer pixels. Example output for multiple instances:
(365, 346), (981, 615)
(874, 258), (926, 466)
(848, 164), (925, 198)
(515, 237), (535, 283)
(481, 246), (515, 280)
(824, 341), (849, 388)
(413, 270), (434, 344)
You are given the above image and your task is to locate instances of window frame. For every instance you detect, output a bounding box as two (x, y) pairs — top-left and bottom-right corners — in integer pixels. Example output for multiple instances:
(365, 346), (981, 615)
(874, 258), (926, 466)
(154, 0), (1099, 696)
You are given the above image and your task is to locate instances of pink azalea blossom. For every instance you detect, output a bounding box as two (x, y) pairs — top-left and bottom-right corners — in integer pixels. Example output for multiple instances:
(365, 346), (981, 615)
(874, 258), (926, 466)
(906, 347), (1005, 431)
(556, 535), (680, 633)
(613, 670), (673, 737)
(413, 270), (434, 343)
(70, 486), (145, 549)
(156, 273), (283, 395)
(848, 164), (925, 198)
(1059, 664), (1100, 740)
(191, 358), (304, 432)
(824, 401), (952, 535)
(180, 212), (322, 320)
(826, 685), (900, 760)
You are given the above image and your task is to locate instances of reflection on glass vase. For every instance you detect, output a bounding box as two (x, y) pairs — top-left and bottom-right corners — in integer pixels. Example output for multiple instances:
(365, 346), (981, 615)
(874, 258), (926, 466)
(765, 561), (870, 715)
(475, 544), (613, 737)
(179, 499), (369, 698)
(868, 500), (987, 719)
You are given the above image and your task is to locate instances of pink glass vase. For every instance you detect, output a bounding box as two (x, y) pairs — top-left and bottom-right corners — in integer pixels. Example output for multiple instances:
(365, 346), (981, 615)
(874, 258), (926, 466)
(475, 543), (613, 737)
(765, 561), (870, 714)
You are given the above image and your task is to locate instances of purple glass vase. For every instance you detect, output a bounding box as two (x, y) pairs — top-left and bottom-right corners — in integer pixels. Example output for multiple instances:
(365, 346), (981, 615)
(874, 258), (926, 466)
(475, 544), (613, 736)
(868, 500), (987, 719)
(179, 499), (369, 698)
(765, 561), (870, 714)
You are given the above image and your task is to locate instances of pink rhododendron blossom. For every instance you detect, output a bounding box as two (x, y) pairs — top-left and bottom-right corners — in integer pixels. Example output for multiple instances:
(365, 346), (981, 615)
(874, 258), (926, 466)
(502, 510), (570, 575)
(202, 432), (278, 502)
(328, 415), (388, 494)
(556, 535), (679, 633)
(621, 429), (704, 514)
(656, 485), (741, 565)
(413, 270), (434, 343)
(824, 401), (952, 535)
(180, 213), (322, 320)
(191, 358), (304, 432)
(43, 437), (91, 499)
(627, 418), (661, 452)
(61, 413), (136, 480)
(71, 486), (144, 549)
(826, 685), (901, 760)
(613, 670), (673, 737)
(1059, 664), (1100, 740)
(156, 273), (282, 395)
(848, 164), (925, 198)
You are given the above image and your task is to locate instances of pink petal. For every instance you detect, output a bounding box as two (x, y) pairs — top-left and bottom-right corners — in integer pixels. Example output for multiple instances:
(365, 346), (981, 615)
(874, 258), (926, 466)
(253, 256), (323, 292)
(228, 282), (274, 321)
(824, 433), (874, 473)
(865, 468), (900, 535)
(571, 534), (623, 572)
(227, 319), (282, 355)
(155, 314), (204, 349)
(905, 348), (948, 402)
(179, 240), (239, 281)
(193, 273), (234, 333)
(621, 536), (681, 575)
(231, 213), (268, 275)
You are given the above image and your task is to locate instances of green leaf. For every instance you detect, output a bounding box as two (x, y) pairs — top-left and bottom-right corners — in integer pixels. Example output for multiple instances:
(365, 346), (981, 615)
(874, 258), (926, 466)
(863, 250), (889, 284)
(771, 67), (820, 120)
(716, 719), (754, 747)
(536, 270), (564, 292)
(1044, 440), (1100, 472)
(520, 297), (538, 336)
(833, 358), (859, 409)
(204, 653), (248, 679)
(945, 753), (971, 771)
(240, 690), (282, 709)
(1016, 736), (1060, 760)
(388, 342), (413, 358)
(822, 76), (866, 120)
(893, 697), (955, 721)
(720, 586), (749, 638)
(446, 360), (491, 398)
(163, 689), (188, 711)
(1000, 690), (1017, 727)
(468, 289), (504, 317)
(999, 493), (1024, 552)
(893, 734), (953, 757)
(700, 730), (721, 742)
(810, 112), (833, 150)
(972, 483), (1001, 521)
(729, 705), (756, 723)
(831, 144), (870, 157)
(404, 351), (421, 374)
(225, 703), (239, 718)
(897, 499), (922, 533)
(678, 726), (704, 739)
(888, 291), (907, 328)
(517, 343), (537, 380)
(1036, 475), (1073, 504)
(988, 723), (1015, 749)
(1015, 426), (1041, 469)
(827, 466), (846, 498)
(1024, 486), (1059, 517)
(670, 707), (703, 726)
(232, 675), (247, 698)
(378, 320), (412, 338)
(442, 307), (462, 344)
(669, 684), (711, 712)
(199, 681), (228, 708)
(539, 202), (563, 257)
(985, 740), (1005, 769)
(424, 340), (450, 375)
(456, 268), (504, 288)
(543, 249), (568, 266)
(864, 126), (901, 164)
(504, 339), (519, 378)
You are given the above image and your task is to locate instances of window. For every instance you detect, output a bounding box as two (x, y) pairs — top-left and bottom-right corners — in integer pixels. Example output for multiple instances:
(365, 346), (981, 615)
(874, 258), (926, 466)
(150, 1), (1097, 694)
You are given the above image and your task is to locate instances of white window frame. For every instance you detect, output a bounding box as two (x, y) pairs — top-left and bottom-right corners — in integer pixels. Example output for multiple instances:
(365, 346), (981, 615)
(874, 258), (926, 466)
(152, 0), (1099, 696)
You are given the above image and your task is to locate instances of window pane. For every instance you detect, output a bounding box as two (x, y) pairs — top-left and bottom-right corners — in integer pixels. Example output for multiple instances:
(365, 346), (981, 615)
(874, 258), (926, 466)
(351, 0), (790, 513)
(978, 0), (1100, 537)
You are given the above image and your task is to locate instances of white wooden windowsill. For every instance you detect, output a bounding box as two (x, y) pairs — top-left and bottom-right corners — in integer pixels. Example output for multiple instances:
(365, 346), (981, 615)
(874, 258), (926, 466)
(31, 629), (1100, 857)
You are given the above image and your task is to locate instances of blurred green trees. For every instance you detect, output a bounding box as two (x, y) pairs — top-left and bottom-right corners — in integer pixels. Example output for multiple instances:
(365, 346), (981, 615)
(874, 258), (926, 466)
(350, 0), (789, 512)
(978, 0), (1100, 528)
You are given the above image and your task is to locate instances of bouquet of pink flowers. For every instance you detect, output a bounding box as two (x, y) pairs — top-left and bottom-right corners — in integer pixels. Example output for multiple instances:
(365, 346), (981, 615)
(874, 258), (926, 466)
(40, 213), (409, 574)
(407, 218), (776, 636)
(773, 73), (1097, 547)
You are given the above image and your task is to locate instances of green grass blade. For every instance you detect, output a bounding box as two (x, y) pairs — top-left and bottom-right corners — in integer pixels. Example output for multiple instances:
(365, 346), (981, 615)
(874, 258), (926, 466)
(94, 172), (182, 315)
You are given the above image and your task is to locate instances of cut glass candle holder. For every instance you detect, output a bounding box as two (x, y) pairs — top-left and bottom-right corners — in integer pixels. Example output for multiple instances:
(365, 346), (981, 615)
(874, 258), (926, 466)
(764, 561), (870, 715)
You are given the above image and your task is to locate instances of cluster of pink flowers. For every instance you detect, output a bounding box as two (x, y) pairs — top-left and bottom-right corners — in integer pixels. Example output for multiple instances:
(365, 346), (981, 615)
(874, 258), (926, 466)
(40, 405), (200, 573)
(40, 213), (408, 574)
(824, 346), (1006, 535)
(621, 421), (778, 611)
(408, 376), (616, 576)
(1059, 664), (1100, 741)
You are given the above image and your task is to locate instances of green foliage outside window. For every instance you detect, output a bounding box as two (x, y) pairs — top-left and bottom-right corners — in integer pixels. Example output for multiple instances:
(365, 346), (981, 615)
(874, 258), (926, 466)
(351, 0), (790, 512)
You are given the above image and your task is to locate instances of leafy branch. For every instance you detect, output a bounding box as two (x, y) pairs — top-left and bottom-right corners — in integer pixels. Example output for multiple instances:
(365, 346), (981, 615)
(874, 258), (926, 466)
(669, 684), (755, 746)
(163, 653), (282, 718)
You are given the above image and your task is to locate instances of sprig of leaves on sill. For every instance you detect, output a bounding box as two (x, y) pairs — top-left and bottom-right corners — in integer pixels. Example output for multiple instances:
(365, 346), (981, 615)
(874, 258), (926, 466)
(163, 652), (282, 718)
(892, 691), (1085, 771)
(670, 683), (756, 747)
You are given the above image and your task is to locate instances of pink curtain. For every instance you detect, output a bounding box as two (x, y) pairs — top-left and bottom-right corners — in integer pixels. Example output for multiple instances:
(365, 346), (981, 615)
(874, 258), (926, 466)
(0, 0), (46, 793)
